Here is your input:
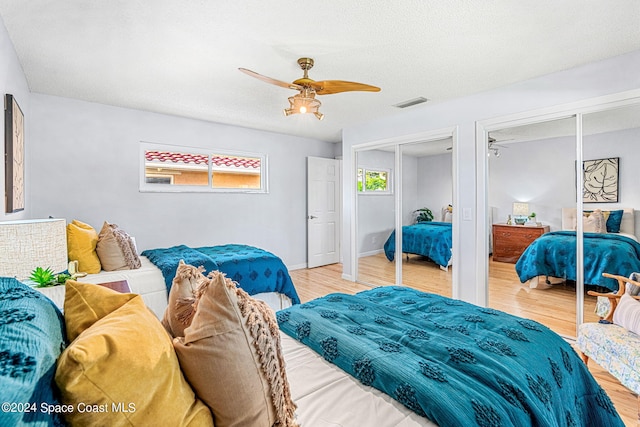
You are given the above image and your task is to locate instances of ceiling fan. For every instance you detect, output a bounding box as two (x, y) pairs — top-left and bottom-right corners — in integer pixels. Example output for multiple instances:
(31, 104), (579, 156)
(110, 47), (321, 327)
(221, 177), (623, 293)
(239, 57), (381, 120)
(488, 137), (509, 157)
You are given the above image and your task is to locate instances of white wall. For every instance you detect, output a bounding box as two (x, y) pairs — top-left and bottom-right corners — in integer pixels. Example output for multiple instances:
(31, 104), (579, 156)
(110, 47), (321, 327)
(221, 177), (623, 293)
(0, 16), (30, 221)
(342, 49), (640, 303)
(489, 127), (640, 238)
(27, 93), (336, 268)
(418, 153), (453, 220)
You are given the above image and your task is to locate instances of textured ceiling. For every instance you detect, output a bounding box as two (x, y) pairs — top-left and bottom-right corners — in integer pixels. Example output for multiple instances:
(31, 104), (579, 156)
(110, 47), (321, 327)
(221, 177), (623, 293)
(0, 1), (639, 143)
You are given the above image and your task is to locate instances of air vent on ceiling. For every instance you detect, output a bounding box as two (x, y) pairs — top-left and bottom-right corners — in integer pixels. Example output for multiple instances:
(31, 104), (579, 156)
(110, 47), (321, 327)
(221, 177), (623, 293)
(393, 97), (429, 109)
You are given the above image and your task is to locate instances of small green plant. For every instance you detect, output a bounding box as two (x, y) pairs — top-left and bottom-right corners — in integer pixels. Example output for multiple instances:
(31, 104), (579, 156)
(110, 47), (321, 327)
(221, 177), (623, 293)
(29, 267), (71, 288)
(414, 208), (434, 223)
(55, 273), (72, 285)
(29, 267), (56, 287)
(528, 212), (537, 219)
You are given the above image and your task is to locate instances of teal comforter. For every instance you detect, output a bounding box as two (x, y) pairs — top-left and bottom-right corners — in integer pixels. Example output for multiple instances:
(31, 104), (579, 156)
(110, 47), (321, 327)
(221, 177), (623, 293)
(383, 222), (452, 267)
(515, 231), (640, 291)
(277, 286), (623, 426)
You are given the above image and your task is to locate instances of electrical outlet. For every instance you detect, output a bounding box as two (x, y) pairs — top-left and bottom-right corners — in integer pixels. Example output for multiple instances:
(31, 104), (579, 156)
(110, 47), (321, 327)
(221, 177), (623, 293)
(372, 236), (378, 244)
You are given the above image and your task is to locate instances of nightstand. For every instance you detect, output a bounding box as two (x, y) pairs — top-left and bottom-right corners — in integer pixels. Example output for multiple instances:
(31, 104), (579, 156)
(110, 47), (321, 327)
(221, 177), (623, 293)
(492, 223), (550, 263)
(95, 280), (131, 293)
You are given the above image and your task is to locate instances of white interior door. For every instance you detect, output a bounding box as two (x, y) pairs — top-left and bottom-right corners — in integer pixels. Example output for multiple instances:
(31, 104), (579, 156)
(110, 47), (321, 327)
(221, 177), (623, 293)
(307, 157), (340, 268)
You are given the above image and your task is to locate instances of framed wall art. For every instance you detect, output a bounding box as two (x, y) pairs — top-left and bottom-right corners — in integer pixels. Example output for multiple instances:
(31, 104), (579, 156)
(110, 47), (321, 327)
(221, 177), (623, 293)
(582, 157), (619, 203)
(5, 94), (25, 213)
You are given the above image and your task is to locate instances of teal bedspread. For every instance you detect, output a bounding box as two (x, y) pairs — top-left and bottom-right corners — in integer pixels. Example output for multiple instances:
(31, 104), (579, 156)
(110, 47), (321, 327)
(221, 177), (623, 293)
(515, 231), (640, 291)
(141, 244), (300, 304)
(277, 286), (623, 426)
(384, 222), (452, 267)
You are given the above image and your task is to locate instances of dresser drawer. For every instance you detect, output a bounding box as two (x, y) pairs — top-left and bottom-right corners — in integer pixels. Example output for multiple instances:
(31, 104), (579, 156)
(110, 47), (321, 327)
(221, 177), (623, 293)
(492, 224), (550, 263)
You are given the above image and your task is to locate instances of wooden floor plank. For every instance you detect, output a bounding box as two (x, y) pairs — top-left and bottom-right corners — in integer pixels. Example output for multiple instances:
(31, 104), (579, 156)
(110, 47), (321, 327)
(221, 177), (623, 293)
(290, 256), (637, 426)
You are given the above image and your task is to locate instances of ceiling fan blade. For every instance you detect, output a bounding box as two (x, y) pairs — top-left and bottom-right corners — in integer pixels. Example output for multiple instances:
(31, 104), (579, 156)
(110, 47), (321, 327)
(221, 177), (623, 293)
(309, 80), (381, 95)
(238, 68), (303, 91)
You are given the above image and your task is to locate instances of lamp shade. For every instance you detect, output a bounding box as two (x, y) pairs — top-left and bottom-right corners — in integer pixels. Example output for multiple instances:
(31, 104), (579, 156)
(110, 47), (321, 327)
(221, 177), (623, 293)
(512, 202), (529, 217)
(0, 218), (67, 281)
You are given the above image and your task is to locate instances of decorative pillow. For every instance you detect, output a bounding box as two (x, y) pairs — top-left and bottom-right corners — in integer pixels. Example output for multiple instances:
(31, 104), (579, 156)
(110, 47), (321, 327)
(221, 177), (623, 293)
(173, 271), (298, 427)
(96, 221), (142, 271)
(162, 260), (207, 337)
(67, 219), (101, 274)
(605, 209), (624, 233)
(63, 279), (137, 342)
(55, 281), (213, 427)
(613, 293), (640, 336)
(0, 278), (66, 427)
(579, 209), (606, 233)
(626, 272), (640, 297)
(583, 209), (624, 233)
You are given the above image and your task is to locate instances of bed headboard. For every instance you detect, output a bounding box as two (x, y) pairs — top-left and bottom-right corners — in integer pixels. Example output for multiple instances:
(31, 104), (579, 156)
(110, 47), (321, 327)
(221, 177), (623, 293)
(561, 208), (635, 235)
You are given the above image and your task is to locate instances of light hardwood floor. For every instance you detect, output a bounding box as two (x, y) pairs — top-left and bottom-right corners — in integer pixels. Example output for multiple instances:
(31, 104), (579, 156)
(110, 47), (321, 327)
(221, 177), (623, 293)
(289, 256), (638, 426)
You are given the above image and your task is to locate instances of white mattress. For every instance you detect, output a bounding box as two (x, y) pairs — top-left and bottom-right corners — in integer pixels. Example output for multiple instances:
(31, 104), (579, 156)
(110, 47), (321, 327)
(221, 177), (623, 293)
(282, 333), (434, 427)
(35, 256), (292, 318)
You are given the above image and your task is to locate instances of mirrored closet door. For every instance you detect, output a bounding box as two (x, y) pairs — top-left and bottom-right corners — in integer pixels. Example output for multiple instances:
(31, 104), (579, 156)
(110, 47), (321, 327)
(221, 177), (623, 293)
(355, 135), (454, 298)
(485, 95), (640, 339)
(356, 148), (396, 287)
(400, 138), (453, 297)
(580, 102), (640, 327)
(487, 116), (578, 337)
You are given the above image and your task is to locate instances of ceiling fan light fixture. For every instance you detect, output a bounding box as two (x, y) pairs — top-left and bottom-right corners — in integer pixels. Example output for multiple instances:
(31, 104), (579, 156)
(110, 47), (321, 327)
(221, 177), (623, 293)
(283, 92), (323, 120)
(241, 57), (379, 120)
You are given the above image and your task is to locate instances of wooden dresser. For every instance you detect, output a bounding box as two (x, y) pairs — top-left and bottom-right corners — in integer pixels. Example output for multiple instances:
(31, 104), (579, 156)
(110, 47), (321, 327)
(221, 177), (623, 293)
(492, 223), (550, 263)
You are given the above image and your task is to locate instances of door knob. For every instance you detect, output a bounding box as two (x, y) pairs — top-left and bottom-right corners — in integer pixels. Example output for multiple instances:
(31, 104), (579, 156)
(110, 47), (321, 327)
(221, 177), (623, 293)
(308, 215), (317, 219)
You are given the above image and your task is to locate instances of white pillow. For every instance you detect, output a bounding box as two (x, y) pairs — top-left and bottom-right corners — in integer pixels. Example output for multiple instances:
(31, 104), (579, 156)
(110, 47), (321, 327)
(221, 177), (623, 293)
(627, 272), (640, 296)
(613, 293), (640, 335)
(576, 209), (606, 233)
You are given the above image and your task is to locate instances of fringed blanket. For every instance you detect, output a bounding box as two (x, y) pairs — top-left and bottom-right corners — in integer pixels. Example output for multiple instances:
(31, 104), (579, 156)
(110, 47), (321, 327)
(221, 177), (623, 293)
(277, 287), (623, 427)
(515, 231), (640, 291)
(383, 222), (452, 267)
(142, 244), (300, 304)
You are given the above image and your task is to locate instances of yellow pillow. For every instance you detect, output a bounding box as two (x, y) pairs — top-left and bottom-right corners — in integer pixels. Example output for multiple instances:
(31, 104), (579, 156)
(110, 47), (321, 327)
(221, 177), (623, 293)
(63, 280), (137, 342)
(55, 281), (213, 427)
(67, 220), (101, 274)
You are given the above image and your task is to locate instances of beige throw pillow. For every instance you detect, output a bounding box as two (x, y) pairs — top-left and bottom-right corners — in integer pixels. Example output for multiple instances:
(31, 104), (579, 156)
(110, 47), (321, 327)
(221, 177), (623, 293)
(162, 260), (207, 337)
(96, 221), (142, 271)
(173, 271), (298, 427)
(579, 209), (606, 233)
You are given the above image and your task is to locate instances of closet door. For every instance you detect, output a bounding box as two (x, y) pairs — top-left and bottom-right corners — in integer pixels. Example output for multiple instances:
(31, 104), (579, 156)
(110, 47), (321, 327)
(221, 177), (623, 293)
(400, 139), (453, 297)
(487, 116), (578, 337)
(580, 103), (640, 328)
(354, 134), (455, 294)
(356, 148), (396, 287)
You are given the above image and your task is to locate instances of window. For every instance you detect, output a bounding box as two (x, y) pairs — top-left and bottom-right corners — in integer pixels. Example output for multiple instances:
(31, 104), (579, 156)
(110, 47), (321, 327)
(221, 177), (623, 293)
(357, 167), (391, 193)
(140, 142), (268, 193)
